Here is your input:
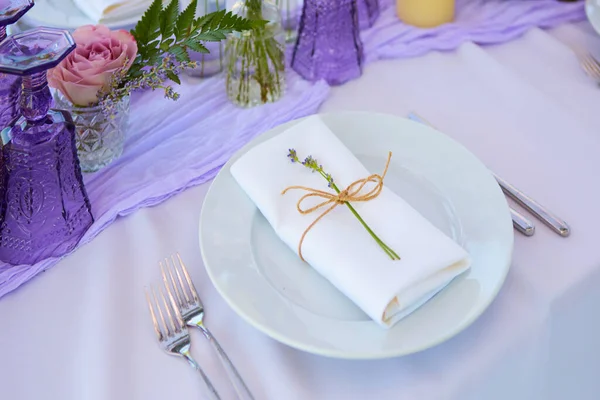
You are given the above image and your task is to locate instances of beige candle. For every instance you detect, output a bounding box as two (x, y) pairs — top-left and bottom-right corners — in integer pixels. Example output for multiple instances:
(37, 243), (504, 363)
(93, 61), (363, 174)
(397, 0), (455, 28)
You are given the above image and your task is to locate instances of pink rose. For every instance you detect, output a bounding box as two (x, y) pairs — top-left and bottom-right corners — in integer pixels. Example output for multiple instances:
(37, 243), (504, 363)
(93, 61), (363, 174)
(48, 25), (137, 107)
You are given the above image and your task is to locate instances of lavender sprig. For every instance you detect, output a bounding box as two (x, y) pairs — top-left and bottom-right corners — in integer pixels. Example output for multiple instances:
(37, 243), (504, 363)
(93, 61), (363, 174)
(98, 55), (195, 117)
(287, 149), (400, 260)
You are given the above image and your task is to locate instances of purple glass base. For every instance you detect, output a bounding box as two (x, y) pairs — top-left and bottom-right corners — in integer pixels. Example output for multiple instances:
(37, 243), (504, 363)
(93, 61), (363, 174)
(0, 110), (94, 265)
(357, 0), (379, 29)
(291, 0), (364, 86)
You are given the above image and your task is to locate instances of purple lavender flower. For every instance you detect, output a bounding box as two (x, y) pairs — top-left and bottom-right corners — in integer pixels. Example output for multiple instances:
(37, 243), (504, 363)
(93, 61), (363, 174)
(287, 148), (298, 162)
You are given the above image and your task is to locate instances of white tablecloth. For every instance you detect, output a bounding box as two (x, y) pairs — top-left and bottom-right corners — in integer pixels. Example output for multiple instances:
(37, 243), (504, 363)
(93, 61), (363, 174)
(2, 21), (600, 400)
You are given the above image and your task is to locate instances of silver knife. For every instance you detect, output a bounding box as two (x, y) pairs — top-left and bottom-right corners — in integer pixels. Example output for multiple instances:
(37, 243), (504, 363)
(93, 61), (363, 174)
(407, 112), (540, 237)
(494, 175), (570, 237)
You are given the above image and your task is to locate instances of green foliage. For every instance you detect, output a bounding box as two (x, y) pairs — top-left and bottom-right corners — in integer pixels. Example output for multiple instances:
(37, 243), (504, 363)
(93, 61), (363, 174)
(128, 0), (264, 83)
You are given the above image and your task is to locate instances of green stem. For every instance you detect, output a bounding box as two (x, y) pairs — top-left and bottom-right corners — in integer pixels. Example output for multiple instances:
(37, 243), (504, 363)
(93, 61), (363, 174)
(319, 171), (400, 261)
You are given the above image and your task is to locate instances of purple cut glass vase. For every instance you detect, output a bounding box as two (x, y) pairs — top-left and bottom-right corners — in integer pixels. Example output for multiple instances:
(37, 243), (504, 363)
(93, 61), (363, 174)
(356, 0), (379, 29)
(0, 27), (94, 266)
(0, 0), (34, 130)
(291, 0), (364, 86)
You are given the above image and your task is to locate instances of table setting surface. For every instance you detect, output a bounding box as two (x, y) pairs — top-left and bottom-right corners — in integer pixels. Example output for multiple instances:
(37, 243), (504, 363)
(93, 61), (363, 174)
(1, 1), (600, 400)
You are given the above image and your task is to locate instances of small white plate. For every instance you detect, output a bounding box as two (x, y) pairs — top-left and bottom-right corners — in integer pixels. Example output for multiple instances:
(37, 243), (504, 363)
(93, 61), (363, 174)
(200, 112), (513, 359)
(19, 0), (139, 31)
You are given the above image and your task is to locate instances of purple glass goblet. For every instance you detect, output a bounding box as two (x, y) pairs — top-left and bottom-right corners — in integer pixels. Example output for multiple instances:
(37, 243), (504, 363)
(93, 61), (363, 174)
(0, 0), (34, 130)
(0, 27), (94, 266)
(291, 0), (364, 86)
(356, 0), (379, 29)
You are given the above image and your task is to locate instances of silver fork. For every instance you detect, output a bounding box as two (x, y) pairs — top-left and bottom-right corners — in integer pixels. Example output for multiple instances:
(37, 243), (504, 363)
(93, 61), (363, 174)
(161, 254), (255, 400)
(577, 51), (600, 81)
(145, 283), (221, 400)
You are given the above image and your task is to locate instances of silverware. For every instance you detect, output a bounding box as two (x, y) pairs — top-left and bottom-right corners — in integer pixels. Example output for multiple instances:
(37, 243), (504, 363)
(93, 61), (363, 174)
(145, 283), (221, 400)
(161, 254), (255, 400)
(577, 51), (600, 81)
(407, 111), (570, 237)
(510, 208), (535, 237)
(494, 175), (570, 237)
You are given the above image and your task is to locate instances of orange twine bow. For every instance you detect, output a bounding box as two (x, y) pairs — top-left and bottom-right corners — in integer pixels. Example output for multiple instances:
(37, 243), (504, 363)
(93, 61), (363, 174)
(281, 152), (393, 261)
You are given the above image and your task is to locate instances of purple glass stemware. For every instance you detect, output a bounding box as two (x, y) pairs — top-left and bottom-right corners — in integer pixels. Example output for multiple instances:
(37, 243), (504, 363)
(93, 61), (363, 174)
(291, 0), (364, 86)
(0, 0), (34, 130)
(356, 0), (379, 29)
(0, 27), (94, 266)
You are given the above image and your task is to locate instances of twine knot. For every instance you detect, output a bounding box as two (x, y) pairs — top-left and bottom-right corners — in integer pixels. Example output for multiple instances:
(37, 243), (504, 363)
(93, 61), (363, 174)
(281, 152), (393, 261)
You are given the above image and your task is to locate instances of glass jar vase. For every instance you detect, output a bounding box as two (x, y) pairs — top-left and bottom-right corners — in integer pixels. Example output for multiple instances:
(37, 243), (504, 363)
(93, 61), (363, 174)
(276, 0), (302, 43)
(225, 0), (286, 108)
(55, 93), (129, 173)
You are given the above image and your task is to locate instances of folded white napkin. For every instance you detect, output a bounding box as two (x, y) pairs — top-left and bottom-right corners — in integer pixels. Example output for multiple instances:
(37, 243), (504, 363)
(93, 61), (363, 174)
(230, 116), (471, 328)
(73, 0), (151, 23)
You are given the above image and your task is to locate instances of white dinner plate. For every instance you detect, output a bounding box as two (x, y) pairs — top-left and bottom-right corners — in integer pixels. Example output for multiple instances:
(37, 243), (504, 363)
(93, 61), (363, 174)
(586, 0), (600, 36)
(199, 112), (513, 359)
(19, 0), (140, 31)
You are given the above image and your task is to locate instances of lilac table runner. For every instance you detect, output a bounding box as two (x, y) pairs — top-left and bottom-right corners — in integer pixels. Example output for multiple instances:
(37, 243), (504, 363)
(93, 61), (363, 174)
(0, 0), (585, 298)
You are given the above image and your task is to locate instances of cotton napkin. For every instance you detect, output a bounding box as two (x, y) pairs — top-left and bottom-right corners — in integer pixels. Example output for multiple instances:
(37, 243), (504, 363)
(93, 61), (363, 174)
(73, 0), (151, 23)
(230, 116), (471, 328)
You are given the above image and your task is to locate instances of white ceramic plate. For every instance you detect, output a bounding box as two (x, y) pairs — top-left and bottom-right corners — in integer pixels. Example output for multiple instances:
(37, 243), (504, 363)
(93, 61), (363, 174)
(200, 112), (513, 359)
(586, 0), (600, 35)
(19, 0), (139, 31)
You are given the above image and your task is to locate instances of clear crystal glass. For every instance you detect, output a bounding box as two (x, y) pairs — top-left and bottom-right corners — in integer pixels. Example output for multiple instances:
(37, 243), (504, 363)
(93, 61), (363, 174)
(226, 0), (286, 108)
(54, 93), (129, 173)
(0, 27), (93, 266)
(184, 0), (226, 78)
(276, 0), (302, 43)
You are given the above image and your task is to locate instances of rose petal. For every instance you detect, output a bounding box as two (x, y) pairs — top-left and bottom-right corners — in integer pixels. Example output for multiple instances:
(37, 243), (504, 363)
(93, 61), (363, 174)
(60, 81), (103, 106)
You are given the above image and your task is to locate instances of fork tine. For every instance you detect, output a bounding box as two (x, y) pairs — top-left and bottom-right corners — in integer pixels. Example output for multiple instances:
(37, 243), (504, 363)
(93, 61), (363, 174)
(145, 287), (163, 341)
(582, 55), (595, 74)
(169, 256), (191, 305)
(176, 253), (200, 303)
(589, 58), (600, 78)
(163, 275), (186, 330)
(159, 286), (179, 334)
(588, 52), (600, 71)
(152, 285), (172, 336)
(161, 261), (184, 310)
(580, 53), (600, 79)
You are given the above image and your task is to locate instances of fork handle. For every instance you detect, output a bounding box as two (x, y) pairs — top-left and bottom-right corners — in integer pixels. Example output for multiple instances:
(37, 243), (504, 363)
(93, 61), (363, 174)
(196, 324), (255, 400)
(181, 348), (222, 400)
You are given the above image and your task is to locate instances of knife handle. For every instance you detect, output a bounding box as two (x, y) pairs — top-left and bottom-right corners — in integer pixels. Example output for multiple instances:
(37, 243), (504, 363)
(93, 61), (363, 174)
(510, 208), (535, 236)
(495, 175), (570, 237)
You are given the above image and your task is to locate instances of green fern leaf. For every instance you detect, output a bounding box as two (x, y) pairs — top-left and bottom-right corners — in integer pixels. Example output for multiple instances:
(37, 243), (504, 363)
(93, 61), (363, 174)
(175, 0), (197, 40)
(184, 39), (209, 53)
(193, 31), (226, 42)
(160, 0), (179, 38)
(169, 45), (191, 62)
(166, 70), (181, 85)
(131, 0), (162, 45)
(194, 10), (219, 30)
